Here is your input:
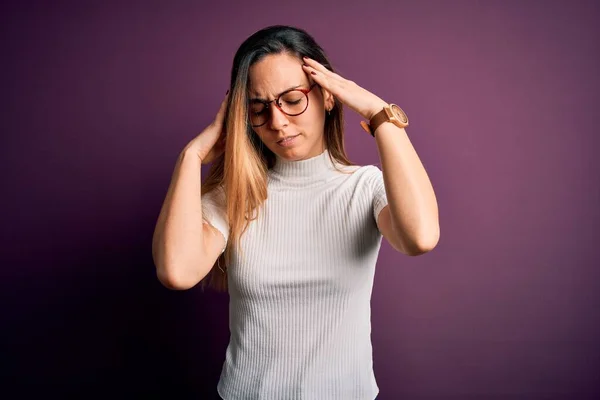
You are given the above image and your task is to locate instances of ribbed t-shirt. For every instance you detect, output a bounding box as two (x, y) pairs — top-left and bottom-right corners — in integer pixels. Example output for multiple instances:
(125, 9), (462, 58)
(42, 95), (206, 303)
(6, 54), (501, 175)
(201, 148), (388, 400)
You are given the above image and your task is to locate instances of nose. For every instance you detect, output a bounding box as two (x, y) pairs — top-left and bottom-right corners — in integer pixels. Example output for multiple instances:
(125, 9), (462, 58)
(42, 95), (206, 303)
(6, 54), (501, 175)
(268, 103), (289, 131)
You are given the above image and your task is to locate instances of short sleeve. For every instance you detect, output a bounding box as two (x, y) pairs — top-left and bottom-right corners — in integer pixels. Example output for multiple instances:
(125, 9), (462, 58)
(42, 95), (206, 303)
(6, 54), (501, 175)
(370, 166), (389, 233)
(201, 185), (229, 253)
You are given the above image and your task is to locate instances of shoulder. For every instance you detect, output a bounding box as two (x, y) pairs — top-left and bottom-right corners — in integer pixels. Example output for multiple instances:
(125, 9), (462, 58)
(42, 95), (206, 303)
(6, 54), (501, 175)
(357, 164), (382, 174)
(335, 162), (382, 181)
(332, 159), (381, 174)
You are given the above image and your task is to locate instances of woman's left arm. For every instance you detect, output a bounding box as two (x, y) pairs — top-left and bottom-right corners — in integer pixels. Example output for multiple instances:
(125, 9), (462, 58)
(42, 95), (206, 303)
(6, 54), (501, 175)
(301, 57), (440, 255)
(370, 112), (440, 256)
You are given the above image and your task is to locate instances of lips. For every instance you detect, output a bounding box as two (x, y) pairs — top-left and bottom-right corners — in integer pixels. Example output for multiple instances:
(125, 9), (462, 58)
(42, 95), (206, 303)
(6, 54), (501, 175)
(277, 134), (299, 143)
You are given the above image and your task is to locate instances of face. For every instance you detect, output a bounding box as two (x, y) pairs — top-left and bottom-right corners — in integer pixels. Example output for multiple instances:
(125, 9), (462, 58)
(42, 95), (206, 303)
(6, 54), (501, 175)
(248, 53), (333, 161)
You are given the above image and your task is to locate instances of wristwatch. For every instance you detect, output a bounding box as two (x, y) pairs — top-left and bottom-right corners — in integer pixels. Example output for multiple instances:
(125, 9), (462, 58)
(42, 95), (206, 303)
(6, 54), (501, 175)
(360, 104), (409, 137)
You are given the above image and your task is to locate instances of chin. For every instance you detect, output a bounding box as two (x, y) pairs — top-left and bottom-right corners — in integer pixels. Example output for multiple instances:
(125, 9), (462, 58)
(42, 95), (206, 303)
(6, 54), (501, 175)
(273, 136), (304, 156)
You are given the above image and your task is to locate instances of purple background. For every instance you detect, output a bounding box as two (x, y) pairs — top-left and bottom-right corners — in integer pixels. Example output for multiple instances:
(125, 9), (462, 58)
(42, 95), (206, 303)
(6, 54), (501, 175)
(2, 0), (599, 398)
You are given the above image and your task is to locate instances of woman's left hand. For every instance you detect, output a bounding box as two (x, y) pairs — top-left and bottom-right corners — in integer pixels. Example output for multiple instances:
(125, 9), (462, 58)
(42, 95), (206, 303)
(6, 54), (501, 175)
(301, 56), (389, 121)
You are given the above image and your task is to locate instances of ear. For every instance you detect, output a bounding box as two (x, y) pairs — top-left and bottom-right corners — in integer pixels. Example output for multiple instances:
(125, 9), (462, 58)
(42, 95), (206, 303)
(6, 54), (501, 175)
(321, 87), (335, 111)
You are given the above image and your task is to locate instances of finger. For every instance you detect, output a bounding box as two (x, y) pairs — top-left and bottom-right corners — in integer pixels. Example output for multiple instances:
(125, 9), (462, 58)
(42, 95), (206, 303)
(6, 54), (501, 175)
(301, 57), (336, 76)
(302, 65), (345, 89)
(301, 63), (330, 78)
(302, 65), (336, 92)
(302, 56), (324, 69)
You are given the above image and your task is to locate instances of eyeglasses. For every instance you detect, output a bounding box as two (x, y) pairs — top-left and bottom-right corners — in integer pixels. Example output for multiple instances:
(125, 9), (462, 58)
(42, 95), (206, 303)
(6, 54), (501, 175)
(248, 82), (318, 127)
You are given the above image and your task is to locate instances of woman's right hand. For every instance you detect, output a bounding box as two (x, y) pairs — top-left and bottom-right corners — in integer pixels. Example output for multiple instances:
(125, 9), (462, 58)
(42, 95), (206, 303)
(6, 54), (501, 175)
(184, 91), (230, 165)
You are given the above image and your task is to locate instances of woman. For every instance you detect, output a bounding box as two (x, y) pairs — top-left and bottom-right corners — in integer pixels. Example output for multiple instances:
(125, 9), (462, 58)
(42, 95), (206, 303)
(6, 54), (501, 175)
(152, 25), (439, 400)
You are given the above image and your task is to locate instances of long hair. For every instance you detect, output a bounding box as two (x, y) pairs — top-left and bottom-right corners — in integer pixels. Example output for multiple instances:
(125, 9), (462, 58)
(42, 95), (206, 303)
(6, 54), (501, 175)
(200, 25), (357, 292)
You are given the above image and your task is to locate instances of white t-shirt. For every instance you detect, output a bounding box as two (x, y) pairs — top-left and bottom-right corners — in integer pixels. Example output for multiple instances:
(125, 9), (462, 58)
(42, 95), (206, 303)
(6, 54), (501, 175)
(202, 148), (388, 400)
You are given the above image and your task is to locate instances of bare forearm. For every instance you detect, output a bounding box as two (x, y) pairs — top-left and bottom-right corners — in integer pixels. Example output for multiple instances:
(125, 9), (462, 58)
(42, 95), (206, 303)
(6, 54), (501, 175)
(152, 148), (206, 289)
(374, 125), (439, 252)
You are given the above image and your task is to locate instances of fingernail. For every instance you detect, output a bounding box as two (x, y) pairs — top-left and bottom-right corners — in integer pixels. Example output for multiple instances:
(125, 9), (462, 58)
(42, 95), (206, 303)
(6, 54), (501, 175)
(311, 71), (317, 75)
(226, 90), (229, 95)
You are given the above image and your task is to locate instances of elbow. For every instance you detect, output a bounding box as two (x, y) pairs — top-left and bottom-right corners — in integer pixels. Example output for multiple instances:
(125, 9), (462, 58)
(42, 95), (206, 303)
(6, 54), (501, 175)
(405, 244), (435, 257)
(403, 227), (440, 257)
(152, 244), (204, 290)
(155, 263), (201, 290)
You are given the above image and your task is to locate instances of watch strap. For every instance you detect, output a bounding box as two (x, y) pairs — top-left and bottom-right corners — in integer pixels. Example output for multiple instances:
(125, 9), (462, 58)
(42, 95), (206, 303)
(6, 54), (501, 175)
(368, 108), (391, 135)
(360, 107), (390, 137)
(360, 104), (409, 137)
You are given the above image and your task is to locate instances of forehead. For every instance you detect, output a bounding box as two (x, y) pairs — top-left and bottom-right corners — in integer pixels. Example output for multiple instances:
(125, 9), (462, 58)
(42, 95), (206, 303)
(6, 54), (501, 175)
(248, 53), (307, 97)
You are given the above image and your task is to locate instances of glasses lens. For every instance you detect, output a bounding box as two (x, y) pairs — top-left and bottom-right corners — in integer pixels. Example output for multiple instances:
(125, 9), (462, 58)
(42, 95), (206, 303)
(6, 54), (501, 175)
(279, 90), (308, 116)
(249, 90), (309, 127)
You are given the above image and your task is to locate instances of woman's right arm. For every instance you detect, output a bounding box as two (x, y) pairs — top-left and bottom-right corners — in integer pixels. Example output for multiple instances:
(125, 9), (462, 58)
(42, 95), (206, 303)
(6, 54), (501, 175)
(152, 149), (221, 289)
(152, 93), (229, 290)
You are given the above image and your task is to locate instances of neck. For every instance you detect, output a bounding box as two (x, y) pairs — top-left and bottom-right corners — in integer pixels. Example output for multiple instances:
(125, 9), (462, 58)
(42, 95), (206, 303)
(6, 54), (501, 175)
(270, 148), (338, 182)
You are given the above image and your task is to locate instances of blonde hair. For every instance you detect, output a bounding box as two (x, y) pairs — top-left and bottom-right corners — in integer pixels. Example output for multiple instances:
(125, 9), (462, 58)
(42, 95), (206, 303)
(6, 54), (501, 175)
(200, 25), (357, 292)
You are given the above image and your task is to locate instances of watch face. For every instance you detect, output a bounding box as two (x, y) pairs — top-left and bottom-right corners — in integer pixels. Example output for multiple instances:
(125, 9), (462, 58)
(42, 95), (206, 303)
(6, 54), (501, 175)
(390, 104), (409, 124)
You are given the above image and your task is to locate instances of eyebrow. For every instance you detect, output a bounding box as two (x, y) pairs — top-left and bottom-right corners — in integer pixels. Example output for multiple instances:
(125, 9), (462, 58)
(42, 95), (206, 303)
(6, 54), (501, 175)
(249, 84), (304, 102)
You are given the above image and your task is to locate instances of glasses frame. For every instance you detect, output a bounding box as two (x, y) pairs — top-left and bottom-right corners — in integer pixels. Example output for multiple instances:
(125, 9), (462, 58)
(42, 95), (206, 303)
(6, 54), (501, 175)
(249, 82), (318, 127)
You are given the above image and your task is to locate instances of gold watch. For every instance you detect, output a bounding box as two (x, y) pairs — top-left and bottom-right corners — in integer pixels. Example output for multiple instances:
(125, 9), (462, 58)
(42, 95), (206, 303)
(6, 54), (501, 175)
(360, 104), (409, 137)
